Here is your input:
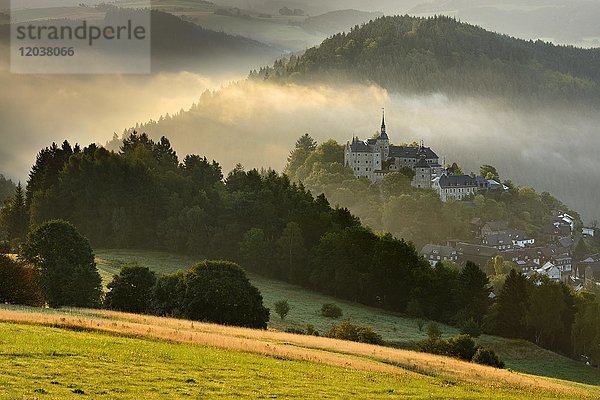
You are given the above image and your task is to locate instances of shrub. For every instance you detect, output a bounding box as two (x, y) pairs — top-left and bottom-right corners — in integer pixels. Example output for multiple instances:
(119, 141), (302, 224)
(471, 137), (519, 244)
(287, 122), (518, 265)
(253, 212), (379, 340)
(447, 335), (478, 361)
(417, 319), (425, 332)
(416, 337), (449, 355)
(152, 271), (185, 317)
(426, 322), (442, 341)
(0, 255), (44, 306)
(472, 348), (505, 368)
(105, 264), (156, 313)
(285, 327), (305, 334)
(274, 300), (290, 320)
(327, 320), (383, 345)
(305, 324), (319, 336)
(180, 260), (270, 329)
(321, 303), (343, 318)
(285, 324), (320, 336)
(418, 332), (477, 361)
(460, 318), (482, 338)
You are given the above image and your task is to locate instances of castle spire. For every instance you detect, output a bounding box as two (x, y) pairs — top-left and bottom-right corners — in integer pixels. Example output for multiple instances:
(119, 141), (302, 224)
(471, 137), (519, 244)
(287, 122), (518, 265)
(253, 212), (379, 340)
(379, 108), (389, 140)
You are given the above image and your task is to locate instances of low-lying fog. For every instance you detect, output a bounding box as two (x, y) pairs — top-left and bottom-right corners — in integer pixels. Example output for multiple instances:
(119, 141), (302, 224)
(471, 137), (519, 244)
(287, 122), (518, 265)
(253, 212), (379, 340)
(1, 55), (599, 223)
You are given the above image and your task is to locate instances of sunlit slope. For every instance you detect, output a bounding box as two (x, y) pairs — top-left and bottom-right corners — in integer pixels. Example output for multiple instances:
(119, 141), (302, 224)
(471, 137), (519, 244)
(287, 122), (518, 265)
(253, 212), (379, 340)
(95, 249), (600, 387)
(0, 307), (597, 399)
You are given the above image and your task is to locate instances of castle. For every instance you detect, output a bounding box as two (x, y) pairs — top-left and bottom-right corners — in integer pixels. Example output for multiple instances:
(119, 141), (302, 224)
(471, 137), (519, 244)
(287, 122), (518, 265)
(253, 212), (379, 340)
(344, 112), (480, 201)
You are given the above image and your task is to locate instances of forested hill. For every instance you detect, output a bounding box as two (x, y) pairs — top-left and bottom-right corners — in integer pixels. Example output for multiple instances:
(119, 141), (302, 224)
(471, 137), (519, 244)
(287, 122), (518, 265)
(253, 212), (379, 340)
(147, 10), (279, 72)
(0, 10), (280, 73)
(252, 15), (600, 103)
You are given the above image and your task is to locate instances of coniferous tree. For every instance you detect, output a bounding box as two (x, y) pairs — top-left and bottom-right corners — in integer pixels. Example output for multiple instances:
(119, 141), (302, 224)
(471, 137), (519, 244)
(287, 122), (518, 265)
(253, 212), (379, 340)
(0, 182), (28, 240)
(0, 174), (16, 204)
(455, 261), (490, 324)
(494, 269), (531, 339)
(284, 133), (317, 180)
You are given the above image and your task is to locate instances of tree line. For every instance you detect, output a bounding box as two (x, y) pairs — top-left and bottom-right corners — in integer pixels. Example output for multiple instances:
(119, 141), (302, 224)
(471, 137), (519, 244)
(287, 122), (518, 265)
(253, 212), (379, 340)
(251, 15), (600, 105)
(0, 219), (269, 329)
(0, 133), (598, 364)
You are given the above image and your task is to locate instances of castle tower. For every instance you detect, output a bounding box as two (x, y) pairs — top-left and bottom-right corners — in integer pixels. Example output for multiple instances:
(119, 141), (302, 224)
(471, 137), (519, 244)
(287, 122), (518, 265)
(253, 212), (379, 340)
(376, 109), (390, 160)
(413, 143), (432, 189)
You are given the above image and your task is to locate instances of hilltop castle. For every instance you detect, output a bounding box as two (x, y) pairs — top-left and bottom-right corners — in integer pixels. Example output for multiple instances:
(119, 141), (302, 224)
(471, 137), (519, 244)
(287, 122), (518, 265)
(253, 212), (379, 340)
(344, 112), (481, 201)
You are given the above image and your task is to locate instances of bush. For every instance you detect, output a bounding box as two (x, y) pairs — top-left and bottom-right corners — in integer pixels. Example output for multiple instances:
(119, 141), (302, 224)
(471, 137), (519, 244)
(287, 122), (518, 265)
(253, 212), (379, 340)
(460, 318), (482, 338)
(305, 324), (319, 336)
(417, 337), (449, 355)
(274, 300), (290, 320)
(321, 303), (343, 318)
(327, 320), (383, 345)
(105, 264), (156, 313)
(285, 327), (305, 335)
(0, 255), (44, 306)
(152, 271), (185, 317)
(426, 322), (442, 341)
(447, 335), (478, 361)
(180, 260), (270, 329)
(472, 348), (505, 368)
(417, 319), (425, 332)
(418, 332), (477, 361)
(285, 324), (320, 336)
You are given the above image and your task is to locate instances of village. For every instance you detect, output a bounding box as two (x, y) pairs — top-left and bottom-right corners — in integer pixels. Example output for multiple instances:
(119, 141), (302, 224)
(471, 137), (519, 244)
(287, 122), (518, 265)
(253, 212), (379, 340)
(345, 113), (600, 291)
(421, 215), (599, 291)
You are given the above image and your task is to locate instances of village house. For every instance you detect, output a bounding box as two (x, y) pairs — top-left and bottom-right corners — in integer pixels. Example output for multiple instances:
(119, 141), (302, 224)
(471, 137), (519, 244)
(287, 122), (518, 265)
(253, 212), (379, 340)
(543, 222), (572, 240)
(503, 247), (544, 268)
(482, 229), (534, 250)
(533, 262), (562, 282)
(421, 244), (459, 266)
(582, 227), (596, 237)
(576, 254), (600, 280)
(480, 221), (509, 238)
(455, 242), (499, 270)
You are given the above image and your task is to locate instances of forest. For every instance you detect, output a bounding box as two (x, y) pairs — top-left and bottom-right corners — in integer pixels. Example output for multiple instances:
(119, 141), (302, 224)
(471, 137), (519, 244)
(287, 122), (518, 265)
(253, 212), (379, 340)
(252, 15), (600, 104)
(283, 134), (580, 249)
(1, 133), (599, 364)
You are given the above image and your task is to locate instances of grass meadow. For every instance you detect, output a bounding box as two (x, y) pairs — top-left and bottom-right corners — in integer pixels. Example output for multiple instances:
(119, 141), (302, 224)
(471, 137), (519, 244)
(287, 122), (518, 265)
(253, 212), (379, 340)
(0, 307), (598, 399)
(94, 249), (600, 387)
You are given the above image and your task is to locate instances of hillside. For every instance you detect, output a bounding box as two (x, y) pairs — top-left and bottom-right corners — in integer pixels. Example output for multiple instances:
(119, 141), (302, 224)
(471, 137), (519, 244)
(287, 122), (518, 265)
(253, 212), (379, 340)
(147, 10), (279, 72)
(0, 9), (281, 73)
(255, 15), (600, 103)
(296, 9), (383, 36)
(408, 0), (600, 48)
(0, 307), (598, 399)
(94, 249), (600, 387)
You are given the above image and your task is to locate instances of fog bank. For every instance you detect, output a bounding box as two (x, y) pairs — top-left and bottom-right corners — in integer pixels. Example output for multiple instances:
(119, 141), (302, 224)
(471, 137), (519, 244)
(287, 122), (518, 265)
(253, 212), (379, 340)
(137, 81), (600, 223)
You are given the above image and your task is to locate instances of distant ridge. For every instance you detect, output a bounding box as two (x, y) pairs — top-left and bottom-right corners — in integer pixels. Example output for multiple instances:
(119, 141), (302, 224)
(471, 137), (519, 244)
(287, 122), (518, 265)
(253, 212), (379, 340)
(297, 9), (383, 36)
(0, 9), (280, 73)
(255, 15), (600, 103)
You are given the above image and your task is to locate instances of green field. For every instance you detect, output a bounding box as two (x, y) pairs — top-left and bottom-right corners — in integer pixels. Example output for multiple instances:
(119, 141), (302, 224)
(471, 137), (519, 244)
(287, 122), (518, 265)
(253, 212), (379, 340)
(1, 311), (595, 399)
(0, 322), (455, 399)
(95, 249), (600, 387)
